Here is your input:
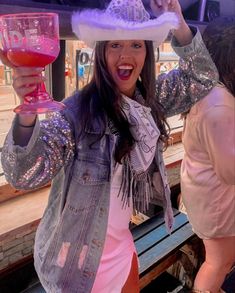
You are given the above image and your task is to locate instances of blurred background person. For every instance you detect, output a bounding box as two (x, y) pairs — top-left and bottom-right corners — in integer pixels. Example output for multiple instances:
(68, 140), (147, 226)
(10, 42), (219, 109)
(180, 16), (235, 293)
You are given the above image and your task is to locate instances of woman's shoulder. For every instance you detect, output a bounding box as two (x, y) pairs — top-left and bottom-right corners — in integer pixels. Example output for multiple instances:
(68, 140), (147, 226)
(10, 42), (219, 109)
(63, 92), (81, 109)
(203, 85), (234, 108)
(59, 92), (82, 125)
(191, 84), (234, 114)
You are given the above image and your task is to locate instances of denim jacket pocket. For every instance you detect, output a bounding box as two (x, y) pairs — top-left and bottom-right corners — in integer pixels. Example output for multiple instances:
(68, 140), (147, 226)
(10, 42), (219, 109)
(72, 156), (110, 185)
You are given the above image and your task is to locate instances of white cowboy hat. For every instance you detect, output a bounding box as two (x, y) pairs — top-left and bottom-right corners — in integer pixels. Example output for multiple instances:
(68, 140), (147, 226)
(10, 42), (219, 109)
(71, 0), (179, 48)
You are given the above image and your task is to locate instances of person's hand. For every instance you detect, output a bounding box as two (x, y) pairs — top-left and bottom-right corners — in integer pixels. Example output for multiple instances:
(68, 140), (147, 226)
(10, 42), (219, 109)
(0, 49), (13, 67)
(12, 66), (45, 104)
(0, 49), (41, 125)
(150, 0), (193, 46)
(150, 0), (183, 19)
(0, 49), (44, 103)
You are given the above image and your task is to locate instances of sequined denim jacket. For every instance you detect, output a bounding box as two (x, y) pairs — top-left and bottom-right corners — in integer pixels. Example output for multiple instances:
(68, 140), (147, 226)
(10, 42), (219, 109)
(1, 28), (218, 293)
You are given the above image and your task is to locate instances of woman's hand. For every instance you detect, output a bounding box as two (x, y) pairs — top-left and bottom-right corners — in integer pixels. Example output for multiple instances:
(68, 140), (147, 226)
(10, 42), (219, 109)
(0, 49), (44, 103)
(12, 66), (45, 103)
(0, 49), (41, 125)
(0, 49), (13, 67)
(150, 0), (182, 18)
(150, 0), (193, 46)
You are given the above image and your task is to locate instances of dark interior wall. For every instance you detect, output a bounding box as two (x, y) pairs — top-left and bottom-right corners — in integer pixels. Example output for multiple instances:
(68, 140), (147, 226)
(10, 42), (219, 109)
(52, 40), (65, 101)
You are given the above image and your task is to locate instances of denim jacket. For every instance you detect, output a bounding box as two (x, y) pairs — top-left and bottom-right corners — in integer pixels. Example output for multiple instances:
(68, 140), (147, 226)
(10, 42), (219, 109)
(1, 29), (218, 293)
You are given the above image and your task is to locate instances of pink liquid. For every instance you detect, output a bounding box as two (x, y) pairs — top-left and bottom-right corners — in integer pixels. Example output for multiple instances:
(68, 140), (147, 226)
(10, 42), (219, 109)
(7, 49), (57, 67)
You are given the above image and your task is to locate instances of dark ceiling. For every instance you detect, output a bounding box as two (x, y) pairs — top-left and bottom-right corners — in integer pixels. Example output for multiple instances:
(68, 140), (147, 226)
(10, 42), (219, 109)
(0, 0), (221, 22)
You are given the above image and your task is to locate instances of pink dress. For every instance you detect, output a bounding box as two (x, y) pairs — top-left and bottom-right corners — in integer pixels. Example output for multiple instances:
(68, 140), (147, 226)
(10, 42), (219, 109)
(91, 164), (136, 293)
(91, 96), (159, 292)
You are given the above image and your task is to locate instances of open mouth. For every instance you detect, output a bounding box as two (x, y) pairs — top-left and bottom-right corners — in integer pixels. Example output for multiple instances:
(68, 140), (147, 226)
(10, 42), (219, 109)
(117, 65), (133, 80)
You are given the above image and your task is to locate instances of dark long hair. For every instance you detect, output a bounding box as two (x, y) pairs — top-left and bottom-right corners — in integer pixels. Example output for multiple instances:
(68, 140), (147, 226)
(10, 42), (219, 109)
(78, 40), (169, 163)
(202, 16), (235, 96)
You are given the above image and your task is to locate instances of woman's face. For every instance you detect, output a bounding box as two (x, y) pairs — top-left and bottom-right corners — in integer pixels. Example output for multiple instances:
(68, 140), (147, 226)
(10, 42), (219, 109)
(105, 40), (146, 97)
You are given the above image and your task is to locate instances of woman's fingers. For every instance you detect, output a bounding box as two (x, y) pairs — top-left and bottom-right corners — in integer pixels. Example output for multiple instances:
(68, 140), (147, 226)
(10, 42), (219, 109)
(12, 67), (45, 101)
(150, 0), (172, 16)
(14, 85), (38, 102)
(0, 49), (46, 102)
(168, 0), (182, 14)
(151, 0), (181, 15)
(150, 0), (165, 16)
(12, 66), (44, 78)
(0, 49), (14, 67)
(154, 0), (171, 11)
(12, 68), (44, 87)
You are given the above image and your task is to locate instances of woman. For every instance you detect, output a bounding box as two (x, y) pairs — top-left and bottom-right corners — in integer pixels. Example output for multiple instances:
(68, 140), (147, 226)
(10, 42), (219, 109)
(0, 0), (218, 292)
(180, 16), (235, 293)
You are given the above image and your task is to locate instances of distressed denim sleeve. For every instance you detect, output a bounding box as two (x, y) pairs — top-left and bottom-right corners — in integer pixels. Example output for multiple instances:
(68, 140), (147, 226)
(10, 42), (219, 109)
(156, 28), (219, 118)
(1, 111), (75, 190)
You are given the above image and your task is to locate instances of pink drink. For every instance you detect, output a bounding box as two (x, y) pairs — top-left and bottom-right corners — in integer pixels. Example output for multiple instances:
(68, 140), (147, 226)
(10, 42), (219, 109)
(7, 49), (57, 67)
(0, 12), (65, 114)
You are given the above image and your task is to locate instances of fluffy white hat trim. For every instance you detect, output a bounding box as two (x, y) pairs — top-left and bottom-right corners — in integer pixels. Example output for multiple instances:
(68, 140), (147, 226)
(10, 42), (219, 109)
(72, 9), (179, 48)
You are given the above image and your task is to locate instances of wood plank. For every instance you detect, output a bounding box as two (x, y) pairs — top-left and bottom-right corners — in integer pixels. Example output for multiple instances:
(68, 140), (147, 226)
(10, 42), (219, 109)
(167, 164), (181, 188)
(0, 183), (33, 203)
(132, 209), (180, 241)
(135, 213), (190, 256)
(0, 187), (49, 242)
(0, 182), (50, 204)
(138, 223), (194, 274)
(131, 212), (149, 226)
(163, 142), (184, 167)
(139, 251), (181, 289)
(167, 130), (182, 145)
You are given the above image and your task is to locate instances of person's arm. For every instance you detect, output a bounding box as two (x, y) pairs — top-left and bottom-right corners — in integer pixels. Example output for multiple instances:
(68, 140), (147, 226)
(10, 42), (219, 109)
(1, 110), (75, 190)
(150, 0), (219, 117)
(157, 27), (218, 117)
(12, 115), (37, 147)
(0, 49), (76, 190)
(199, 96), (235, 185)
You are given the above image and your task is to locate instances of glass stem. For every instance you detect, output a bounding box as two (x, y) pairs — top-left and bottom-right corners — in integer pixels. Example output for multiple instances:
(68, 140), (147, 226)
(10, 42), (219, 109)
(36, 82), (46, 94)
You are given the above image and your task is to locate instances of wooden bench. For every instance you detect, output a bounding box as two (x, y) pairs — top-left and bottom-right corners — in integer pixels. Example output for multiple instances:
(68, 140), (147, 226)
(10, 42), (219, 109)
(132, 208), (196, 290)
(4, 208), (198, 293)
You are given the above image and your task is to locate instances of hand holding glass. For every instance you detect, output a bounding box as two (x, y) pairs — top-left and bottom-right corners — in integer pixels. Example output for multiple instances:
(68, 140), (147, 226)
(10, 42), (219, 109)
(0, 13), (65, 114)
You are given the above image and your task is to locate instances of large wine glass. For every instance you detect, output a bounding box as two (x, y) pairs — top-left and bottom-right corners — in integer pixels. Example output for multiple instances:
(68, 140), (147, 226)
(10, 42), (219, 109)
(0, 13), (65, 114)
